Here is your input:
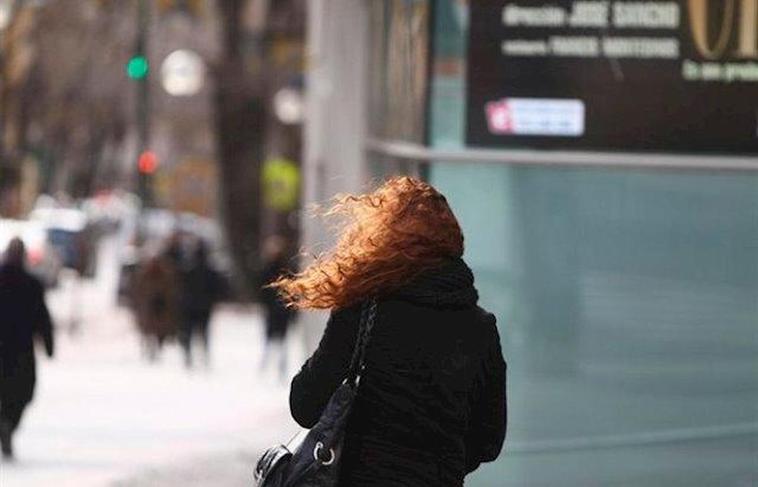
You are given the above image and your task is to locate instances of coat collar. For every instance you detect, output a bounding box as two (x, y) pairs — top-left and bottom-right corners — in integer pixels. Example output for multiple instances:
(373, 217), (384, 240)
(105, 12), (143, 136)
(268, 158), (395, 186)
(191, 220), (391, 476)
(387, 256), (479, 308)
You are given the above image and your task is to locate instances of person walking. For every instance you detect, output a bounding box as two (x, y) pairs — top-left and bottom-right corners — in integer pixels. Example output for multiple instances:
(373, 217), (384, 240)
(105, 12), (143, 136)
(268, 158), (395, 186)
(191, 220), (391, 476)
(259, 236), (297, 381)
(0, 238), (54, 460)
(131, 251), (179, 362)
(179, 240), (223, 369)
(268, 176), (507, 486)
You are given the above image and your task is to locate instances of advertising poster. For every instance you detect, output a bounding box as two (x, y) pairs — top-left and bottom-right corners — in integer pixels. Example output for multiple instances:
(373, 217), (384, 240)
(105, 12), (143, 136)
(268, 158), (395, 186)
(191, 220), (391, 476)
(467, 1), (758, 155)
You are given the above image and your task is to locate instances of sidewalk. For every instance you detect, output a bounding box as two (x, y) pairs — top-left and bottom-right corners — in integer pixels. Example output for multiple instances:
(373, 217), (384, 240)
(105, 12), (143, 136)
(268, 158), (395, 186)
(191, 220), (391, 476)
(113, 450), (259, 487)
(1, 278), (306, 487)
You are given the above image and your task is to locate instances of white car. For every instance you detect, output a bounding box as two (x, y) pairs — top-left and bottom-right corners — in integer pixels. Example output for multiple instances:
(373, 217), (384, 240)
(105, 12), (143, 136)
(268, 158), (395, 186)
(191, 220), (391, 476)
(0, 218), (62, 288)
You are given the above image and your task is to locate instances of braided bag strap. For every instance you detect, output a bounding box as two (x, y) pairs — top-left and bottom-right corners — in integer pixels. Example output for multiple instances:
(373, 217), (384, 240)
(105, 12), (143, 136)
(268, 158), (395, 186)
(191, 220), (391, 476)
(346, 297), (378, 386)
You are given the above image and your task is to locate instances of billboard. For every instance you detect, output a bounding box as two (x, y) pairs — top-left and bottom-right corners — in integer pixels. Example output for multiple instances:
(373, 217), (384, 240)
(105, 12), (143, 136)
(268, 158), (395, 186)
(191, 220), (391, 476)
(466, 1), (758, 155)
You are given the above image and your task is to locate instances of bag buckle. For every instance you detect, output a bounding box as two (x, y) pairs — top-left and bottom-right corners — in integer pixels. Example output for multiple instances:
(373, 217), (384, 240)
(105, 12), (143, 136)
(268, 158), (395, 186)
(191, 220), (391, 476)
(313, 441), (335, 466)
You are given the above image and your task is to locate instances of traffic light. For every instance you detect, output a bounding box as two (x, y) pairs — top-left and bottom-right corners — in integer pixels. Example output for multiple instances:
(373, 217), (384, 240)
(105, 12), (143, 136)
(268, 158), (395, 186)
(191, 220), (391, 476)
(138, 151), (158, 174)
(126, 54), (149, 80)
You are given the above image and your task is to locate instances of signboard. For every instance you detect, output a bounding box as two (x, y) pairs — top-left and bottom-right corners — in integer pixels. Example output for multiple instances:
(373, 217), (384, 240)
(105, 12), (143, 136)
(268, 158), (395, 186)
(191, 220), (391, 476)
(467, 1), (758, 155)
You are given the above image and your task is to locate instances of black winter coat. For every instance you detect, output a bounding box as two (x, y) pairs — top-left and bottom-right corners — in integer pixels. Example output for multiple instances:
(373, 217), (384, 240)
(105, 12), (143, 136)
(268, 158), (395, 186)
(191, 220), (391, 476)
(260, 259), (297, 339)
(290, 257), (506, 486)
(0, 264), (54, 405)
(181, 262), (223, 321)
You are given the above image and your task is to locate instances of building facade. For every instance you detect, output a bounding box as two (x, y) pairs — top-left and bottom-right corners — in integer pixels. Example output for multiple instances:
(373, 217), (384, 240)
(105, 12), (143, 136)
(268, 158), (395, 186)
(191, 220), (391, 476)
(304, 2), (758, 485)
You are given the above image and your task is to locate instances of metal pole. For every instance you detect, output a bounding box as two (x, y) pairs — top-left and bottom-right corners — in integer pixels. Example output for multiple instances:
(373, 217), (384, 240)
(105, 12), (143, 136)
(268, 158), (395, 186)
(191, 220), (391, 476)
(136, 0), (152, 207)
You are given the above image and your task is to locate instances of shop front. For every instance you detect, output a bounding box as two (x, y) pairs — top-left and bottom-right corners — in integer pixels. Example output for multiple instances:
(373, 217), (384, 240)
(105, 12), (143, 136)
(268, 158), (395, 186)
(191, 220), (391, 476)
(306, 2), (758, 485)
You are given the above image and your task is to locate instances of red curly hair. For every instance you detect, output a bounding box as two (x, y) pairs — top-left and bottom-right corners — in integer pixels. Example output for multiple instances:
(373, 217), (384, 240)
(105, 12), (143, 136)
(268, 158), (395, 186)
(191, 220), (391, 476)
(268, 176), (464, 310)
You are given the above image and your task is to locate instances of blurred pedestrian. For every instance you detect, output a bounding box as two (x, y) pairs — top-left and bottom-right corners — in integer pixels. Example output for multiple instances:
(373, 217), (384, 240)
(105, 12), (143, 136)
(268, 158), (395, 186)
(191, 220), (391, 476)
(179, 240), (223, 369)
(269, 176), (506, 485)
(259, 236), (297, 381)
(131, 251), (179, 362)
(0, 238), (54, 460)
(164, 230), (184, 269)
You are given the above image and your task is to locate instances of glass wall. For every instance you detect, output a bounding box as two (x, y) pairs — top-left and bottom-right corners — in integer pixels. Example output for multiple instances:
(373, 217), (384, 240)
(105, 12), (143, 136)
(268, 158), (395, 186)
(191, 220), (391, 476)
(426, 2), (758, 486)
(369, 1), (758, 485)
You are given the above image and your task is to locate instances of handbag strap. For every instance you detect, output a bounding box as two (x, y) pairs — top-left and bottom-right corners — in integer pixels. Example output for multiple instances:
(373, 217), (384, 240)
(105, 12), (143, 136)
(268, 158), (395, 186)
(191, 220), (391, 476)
(346, 297), (378, 386)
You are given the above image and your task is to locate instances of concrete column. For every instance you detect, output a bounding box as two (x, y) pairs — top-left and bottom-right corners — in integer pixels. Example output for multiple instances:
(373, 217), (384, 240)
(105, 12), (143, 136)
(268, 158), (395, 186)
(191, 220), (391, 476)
(299, 0), (370, 350)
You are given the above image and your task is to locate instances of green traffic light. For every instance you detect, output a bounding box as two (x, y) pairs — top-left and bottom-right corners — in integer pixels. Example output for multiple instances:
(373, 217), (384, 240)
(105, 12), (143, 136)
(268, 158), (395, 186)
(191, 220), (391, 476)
(126, 55), (149, 80)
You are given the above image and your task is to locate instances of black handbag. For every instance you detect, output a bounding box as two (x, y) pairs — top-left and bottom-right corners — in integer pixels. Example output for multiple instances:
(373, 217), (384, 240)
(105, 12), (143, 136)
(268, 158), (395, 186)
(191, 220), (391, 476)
(254, 298), (378, 487)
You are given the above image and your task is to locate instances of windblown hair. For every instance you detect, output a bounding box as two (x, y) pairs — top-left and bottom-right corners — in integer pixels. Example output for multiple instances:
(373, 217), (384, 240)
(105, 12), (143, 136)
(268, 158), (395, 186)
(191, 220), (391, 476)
(268, 176), (464, 310)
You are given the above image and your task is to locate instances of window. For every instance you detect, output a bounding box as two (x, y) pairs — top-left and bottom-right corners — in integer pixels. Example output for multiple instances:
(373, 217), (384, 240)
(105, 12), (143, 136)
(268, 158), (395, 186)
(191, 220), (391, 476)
(367, 1), (758, 485)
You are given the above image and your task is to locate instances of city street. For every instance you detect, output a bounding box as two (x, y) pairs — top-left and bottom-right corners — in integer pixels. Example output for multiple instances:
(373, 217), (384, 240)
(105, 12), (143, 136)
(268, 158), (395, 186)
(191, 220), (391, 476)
(1, 1), (757, 485)
(1, 238), (303, 486)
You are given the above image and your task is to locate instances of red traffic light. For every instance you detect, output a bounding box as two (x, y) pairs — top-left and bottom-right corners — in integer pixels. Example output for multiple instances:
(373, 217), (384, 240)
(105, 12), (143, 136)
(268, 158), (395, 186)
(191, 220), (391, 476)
(138, 151), (158, 174)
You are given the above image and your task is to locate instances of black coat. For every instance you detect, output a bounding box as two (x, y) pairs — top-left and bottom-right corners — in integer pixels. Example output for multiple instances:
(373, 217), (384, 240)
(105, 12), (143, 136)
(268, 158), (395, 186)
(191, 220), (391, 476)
(181, 262), (223, 321)
(0, 264), (54, 405)
(290, 257), (506, 486)
(260, 259), (296, 339)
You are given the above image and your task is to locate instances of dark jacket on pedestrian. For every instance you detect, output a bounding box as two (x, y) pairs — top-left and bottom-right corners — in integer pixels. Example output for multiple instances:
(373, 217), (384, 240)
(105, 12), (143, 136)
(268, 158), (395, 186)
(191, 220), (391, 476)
(290, 256), (507, 486)
(181, 249), (223, 323)
(261, 258), (297, 339)
(131, 255), (179, 340)
(0, 262), (54, 409)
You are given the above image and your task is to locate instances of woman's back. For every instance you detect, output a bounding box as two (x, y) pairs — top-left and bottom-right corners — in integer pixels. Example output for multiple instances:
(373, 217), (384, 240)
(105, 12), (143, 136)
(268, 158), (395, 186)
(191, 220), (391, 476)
(290, 257), (506, 486)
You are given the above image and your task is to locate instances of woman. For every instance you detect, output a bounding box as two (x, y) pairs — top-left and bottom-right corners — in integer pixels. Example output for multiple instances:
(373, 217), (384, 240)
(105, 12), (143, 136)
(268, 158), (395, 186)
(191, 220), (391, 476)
(269, 176), (506, 486)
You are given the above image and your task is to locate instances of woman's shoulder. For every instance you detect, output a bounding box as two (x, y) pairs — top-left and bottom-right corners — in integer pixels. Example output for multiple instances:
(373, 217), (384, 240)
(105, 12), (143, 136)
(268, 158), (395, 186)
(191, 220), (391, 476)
(474, 305), (498, 332)
(331, 299), (366, 320)
(323, 300), (369, 337)
(377, 296), (498, 337)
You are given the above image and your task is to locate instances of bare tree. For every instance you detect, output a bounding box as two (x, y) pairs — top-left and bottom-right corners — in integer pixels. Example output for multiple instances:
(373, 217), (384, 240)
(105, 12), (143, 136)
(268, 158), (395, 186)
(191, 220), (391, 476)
(213, 0), (306, 297)
(213, 0), (267, 297)
(24, 0), (133, 197)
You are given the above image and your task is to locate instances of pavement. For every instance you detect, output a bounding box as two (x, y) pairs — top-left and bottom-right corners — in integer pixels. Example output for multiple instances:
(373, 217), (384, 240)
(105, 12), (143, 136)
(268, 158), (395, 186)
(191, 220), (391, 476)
(113, 451), (258, 487)
(1, 238), (305, 487)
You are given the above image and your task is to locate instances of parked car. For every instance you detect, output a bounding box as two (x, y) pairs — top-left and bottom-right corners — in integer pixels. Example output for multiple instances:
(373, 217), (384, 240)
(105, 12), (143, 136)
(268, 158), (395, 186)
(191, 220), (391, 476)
(0, 219), (63, 288)
(29, 208), (98, 278)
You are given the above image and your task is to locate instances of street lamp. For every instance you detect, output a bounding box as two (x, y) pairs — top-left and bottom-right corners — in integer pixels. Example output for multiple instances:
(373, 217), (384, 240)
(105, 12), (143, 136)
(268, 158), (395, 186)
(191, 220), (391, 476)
(273, 87), (304, 125)
(160, 49), (205, 97)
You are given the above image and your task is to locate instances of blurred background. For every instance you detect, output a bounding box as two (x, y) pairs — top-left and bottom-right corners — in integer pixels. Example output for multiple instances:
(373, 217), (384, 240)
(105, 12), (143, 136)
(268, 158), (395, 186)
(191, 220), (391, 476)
(0, 0), (756, 486)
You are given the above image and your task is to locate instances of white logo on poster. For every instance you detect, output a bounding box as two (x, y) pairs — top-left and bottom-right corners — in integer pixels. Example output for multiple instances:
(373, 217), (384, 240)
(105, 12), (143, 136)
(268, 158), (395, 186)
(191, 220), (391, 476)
(486, 98), (585, 136)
